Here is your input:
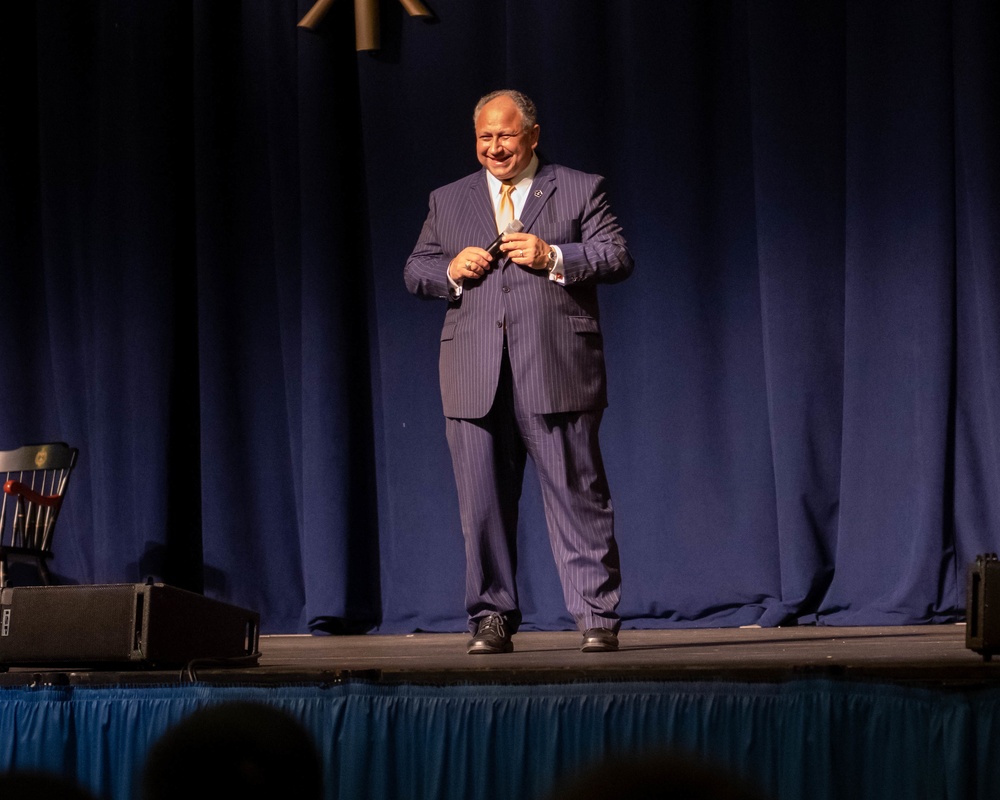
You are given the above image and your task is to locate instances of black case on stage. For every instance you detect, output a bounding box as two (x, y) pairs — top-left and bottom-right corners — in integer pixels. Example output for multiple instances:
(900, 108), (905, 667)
(0, 582), (260, 668)
(967, 553), (1000, 661)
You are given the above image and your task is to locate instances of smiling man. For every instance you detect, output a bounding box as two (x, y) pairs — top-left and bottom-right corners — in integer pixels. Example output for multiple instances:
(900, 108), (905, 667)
(476, 93), (537, 181)
(404, 89), (634, 655)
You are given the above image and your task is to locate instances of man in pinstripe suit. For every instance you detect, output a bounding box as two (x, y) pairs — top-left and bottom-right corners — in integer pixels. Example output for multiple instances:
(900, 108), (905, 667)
(405, 90), (634, 654)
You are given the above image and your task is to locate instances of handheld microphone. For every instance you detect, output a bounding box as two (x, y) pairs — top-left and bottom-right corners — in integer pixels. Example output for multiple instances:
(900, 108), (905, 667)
(485, 219), (524, 258)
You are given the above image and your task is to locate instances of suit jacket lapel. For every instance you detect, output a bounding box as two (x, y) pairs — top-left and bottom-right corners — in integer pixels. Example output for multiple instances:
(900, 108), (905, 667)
(520, 164), (556, 232)
(470, 171), (499, 242)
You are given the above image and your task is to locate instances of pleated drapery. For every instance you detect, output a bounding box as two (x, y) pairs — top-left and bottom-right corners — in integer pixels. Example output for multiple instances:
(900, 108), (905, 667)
(0, 1), (997, 633)
(1, 680), (997, 800)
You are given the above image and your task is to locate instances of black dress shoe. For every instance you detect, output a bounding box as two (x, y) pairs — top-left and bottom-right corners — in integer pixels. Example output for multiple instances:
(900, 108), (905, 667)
(467, 613), (513, 655)
(581, 628), (619, 652)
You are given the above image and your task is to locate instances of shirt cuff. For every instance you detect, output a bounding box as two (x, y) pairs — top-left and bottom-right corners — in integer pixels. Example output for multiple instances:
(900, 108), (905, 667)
(447, 269), (463, 299)
(547, 245), (565, 284)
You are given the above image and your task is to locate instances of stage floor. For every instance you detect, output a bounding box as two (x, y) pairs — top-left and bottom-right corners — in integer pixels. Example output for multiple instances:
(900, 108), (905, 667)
(3, 623), (1000, 688)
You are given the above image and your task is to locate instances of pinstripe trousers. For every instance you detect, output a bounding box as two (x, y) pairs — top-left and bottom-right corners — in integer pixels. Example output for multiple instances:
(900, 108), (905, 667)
(445, 343), (622, 635)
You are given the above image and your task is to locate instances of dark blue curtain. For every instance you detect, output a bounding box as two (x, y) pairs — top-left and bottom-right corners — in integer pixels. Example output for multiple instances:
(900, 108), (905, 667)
(1, 0), (997, 634)
(3, 679), (999, 800)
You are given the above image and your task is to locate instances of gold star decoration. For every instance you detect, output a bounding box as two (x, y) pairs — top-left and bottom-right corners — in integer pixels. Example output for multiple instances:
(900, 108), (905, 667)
(298, 0), (433, 51)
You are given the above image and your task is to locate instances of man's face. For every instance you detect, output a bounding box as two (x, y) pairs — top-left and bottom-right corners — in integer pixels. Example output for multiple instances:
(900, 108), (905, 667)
(475, 96), (539, 182)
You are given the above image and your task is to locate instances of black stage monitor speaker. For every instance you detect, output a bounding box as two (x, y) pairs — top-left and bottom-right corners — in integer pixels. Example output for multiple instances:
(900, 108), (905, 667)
(0, 583), (260, 669)
(967, 553), (1000, 661)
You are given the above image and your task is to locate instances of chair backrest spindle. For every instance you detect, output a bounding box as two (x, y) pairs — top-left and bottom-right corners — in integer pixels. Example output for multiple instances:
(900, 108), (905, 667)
(0, 442), (78, 587)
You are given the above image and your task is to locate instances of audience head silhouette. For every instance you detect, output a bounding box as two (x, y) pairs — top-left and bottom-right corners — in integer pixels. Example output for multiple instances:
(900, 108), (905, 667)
(545, 749), (772, 800)
(0, 770), (98, 800)
(139, 700), (323, 800)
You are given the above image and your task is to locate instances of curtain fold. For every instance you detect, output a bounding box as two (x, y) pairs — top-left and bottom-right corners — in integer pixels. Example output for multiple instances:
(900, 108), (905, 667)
(0, 1), (996, 633)
(1, 680), (995, 800)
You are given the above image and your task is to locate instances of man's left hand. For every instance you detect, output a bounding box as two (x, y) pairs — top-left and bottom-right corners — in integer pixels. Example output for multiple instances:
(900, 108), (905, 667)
(500, 233), (550, 271)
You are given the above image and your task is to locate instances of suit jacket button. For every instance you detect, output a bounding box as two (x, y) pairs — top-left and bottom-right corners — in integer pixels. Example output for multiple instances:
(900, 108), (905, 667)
(496, 320), (503, 328)
(502, 286), (510, 293)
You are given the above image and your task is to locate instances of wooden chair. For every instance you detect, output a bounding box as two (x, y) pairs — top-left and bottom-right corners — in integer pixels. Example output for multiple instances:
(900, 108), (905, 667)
(0, 442), (78, 587)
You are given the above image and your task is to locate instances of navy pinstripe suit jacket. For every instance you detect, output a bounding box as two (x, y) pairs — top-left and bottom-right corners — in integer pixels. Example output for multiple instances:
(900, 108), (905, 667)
(405, 162), (633, 419)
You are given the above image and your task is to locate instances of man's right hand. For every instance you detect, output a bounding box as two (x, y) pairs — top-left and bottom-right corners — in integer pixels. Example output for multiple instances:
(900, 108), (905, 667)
(448, 247), (493, 282)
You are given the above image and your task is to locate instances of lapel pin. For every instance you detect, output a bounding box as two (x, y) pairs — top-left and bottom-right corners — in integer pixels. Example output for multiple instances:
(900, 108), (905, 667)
(534, 190), (543, 197)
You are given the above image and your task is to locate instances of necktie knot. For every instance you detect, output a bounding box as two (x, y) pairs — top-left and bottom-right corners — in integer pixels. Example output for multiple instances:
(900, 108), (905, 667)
(496, 182), (515, 233)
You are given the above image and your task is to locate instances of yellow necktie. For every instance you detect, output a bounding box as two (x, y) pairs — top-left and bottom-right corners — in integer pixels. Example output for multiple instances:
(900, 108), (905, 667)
(496, 182), (514, 233)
